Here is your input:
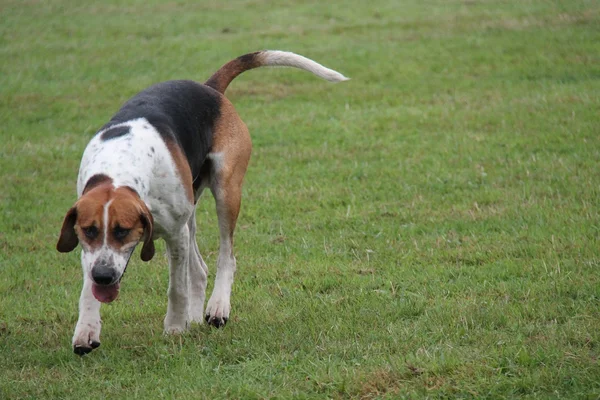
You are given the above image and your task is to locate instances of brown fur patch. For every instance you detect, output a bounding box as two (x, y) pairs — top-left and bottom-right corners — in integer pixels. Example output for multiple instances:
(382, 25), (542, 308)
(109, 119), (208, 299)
(73, 183), (113, 251)
(82, 174), (113, 194)
(210, 97), (252, 236)
(165, 140), (194, 203)
(211, 97), (252, 174)
(205, 52), (263, 94)
(105, 187), (148, 250)
(57, 183), (154, 259)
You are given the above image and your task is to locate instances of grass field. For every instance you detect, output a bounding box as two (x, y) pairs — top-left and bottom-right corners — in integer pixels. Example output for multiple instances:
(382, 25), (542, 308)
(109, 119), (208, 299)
(1, 0), (599, 398)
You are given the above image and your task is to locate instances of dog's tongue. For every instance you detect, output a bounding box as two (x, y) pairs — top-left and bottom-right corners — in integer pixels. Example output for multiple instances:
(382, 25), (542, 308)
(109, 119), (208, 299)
(92, 282), (120, 303)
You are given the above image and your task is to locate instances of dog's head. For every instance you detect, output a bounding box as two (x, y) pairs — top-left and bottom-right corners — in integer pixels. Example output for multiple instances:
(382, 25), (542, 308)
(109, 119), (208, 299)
(57, 181), (154, 303)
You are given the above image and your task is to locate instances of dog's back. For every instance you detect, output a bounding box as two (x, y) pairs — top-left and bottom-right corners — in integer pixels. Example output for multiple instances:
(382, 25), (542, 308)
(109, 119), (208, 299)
(102, 80), (220, 192)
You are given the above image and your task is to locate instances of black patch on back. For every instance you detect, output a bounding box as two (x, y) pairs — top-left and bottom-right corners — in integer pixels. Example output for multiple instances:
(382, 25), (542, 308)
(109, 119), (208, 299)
(100, 125), (130, 141)
(101, 80), (221, 194)
(83, 174), (112, 194)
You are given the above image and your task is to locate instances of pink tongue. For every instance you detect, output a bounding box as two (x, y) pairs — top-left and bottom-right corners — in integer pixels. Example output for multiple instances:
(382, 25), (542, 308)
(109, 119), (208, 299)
(92, 282), (120, 303)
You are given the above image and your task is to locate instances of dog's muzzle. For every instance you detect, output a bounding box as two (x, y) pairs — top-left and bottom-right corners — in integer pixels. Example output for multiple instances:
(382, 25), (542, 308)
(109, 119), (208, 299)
(91, 257), (121, 303)
(91, 259), (117, 285)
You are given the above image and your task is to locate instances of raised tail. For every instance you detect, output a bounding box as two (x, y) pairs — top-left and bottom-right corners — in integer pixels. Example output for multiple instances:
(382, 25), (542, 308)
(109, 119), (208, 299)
(205, 50), (349, 94)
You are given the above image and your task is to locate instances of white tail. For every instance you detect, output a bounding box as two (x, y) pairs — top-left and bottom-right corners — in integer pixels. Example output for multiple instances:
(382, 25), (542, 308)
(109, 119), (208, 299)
(205, 50), (349, 93)
(259, 51), (350, 83)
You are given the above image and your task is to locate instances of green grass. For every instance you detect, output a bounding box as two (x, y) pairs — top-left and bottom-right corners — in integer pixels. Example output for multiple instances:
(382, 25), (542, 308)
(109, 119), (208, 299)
(1, 0), (599, 398)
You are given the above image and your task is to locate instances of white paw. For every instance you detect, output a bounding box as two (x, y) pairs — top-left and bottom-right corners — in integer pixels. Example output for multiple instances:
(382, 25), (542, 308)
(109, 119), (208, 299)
(187, 291), (206, 324)
(188, 306), (205, 324)
(204, 294), (230, 328)
(164, 313), (189, 334)
(72, 320), (101, 355)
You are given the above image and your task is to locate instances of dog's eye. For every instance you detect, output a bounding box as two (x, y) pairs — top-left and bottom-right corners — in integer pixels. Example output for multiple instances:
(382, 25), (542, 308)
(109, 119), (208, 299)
(113, 226), (130, 240)
(82, 226), (98, 239)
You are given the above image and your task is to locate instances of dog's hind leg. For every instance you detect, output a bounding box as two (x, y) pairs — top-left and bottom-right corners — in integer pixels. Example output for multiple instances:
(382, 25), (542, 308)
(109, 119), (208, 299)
(204, 99), (251, 328)
(187, 212), (208, 324)
(204, 176), (242, 328)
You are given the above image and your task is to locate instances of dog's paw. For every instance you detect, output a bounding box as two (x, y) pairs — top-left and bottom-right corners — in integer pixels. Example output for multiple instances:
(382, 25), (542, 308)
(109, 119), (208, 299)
(73, 340), (100, 356)
(164, 314), (190, 334)
(189, 309), (205, 325)
(188, 295), (206, 325)
(205, 313), (228, 328)
(72, 321), (101, 356)
(164, 323), (189, 335)
(204, 295), (230, 328)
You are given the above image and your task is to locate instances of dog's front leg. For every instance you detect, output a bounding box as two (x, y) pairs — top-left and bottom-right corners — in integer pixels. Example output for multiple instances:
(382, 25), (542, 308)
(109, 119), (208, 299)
(72, 277), (102, 355)
(164, 226), (191, 334)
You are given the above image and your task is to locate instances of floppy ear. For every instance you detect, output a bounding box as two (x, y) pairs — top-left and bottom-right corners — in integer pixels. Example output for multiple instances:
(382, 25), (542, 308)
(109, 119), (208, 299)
(57, 206), (79, 252)
(139, 204), (155, 262)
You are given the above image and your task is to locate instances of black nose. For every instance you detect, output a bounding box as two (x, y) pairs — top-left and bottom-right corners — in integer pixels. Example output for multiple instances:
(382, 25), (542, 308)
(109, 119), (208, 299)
(91, 261), (116, 285)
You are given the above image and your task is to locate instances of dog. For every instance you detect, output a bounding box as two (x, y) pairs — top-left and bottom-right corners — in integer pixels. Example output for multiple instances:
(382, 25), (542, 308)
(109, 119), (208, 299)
(56, 50), (347, 355)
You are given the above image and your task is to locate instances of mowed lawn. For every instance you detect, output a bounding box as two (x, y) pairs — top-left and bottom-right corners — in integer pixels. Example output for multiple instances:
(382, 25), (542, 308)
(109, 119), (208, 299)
(1, 0), (599, 398)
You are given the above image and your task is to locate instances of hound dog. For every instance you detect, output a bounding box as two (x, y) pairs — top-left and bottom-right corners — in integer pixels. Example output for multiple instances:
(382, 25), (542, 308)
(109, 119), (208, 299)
(56, 50), (347, 355)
